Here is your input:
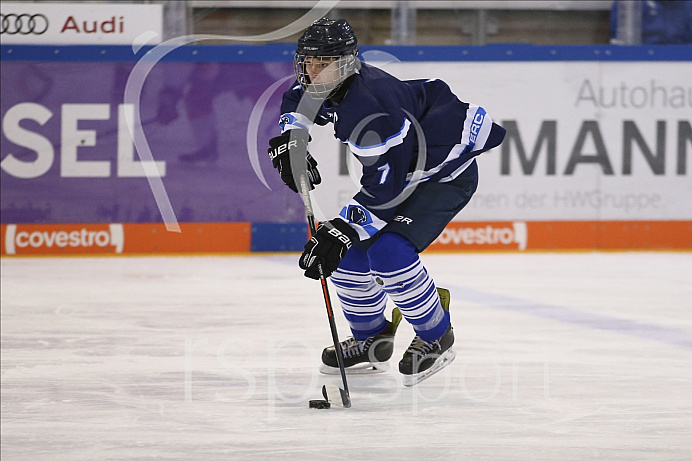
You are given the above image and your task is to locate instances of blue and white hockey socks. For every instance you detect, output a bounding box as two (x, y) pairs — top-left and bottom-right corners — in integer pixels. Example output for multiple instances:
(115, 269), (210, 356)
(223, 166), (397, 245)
(332, 232), (450, 342)
(369, 233), (450, 341)
(331, 249), (389, 340)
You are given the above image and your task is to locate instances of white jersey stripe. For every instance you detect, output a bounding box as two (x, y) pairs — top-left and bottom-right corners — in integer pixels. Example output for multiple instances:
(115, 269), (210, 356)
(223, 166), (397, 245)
(347, 118), (411, 158)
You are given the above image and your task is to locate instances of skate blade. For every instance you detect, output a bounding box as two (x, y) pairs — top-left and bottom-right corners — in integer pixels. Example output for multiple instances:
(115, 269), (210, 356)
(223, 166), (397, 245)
(319, 361), (390, 375)
(402, 348), (456, 387)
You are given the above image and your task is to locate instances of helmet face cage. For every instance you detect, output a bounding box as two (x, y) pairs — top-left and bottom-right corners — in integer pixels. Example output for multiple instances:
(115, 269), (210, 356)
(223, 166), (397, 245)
(294, 51), (360, 100)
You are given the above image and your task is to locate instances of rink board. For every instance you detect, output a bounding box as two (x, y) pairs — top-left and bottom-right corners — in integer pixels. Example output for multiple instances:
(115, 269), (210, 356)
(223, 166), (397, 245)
(0, 222), (251, 255)
(1, 45), (690, 255)
(1, 220), (689, 255)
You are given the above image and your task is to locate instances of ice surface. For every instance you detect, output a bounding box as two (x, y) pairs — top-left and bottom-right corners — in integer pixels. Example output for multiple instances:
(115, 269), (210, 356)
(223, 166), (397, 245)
(2, 252), (691, 460)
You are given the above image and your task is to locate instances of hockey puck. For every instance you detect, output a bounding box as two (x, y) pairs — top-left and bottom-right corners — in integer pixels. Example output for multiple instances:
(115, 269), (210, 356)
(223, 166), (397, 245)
(308, 399), (331, 409)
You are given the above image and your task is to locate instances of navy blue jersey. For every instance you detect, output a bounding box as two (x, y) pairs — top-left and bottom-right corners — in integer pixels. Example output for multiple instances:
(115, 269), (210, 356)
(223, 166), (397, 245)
(279, 62), (504, 242)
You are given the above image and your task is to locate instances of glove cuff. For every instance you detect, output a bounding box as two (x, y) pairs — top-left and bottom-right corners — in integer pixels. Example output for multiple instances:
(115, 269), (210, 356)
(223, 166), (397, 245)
(328, 218), (359, 245)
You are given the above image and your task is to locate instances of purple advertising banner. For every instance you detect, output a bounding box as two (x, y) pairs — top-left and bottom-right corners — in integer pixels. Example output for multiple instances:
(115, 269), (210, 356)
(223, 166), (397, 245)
(1, 58), (306, 224)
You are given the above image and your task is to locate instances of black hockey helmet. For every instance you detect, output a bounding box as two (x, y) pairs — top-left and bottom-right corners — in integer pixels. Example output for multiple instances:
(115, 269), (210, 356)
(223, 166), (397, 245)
(297, 18), (358, 56)
(294, 18), (360, 100)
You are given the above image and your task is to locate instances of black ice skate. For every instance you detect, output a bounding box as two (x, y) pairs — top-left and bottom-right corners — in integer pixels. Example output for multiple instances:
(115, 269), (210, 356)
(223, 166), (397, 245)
(399, 287), (456, 386)
(320, 308), (402, 375)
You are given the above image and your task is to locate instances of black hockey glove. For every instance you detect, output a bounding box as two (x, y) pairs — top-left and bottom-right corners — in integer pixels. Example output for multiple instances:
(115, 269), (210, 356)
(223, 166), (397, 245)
(268, 132), (321, 193)
(299, 219), (358, 280)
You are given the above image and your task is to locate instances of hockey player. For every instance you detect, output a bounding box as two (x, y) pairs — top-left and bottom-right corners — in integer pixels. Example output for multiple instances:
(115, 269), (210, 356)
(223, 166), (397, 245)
(268, 18), (506, 386)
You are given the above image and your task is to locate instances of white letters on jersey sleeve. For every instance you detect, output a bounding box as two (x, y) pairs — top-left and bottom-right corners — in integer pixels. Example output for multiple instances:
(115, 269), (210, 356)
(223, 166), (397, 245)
(461, 104), (492, 154)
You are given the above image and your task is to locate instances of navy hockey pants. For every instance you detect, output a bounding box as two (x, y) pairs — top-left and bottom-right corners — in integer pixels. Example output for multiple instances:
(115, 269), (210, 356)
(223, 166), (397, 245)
(330, 160), (479, 341)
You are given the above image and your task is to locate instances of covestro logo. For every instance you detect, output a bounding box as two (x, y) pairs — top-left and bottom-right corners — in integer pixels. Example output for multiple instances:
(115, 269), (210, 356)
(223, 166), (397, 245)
(3, 224), (124, 255)
(430, 222), (528, 251)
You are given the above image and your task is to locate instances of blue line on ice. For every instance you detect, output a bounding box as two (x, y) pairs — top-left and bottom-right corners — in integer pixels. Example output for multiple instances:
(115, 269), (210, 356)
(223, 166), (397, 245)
(448, 285), (692, 350)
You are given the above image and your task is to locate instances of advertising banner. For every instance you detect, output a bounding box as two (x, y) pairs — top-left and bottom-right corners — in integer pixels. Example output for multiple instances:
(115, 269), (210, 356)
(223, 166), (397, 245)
(1, 46), (690, 254)
(0, 2), (162, 45)
(1, 222), (251, 255)
(426, 220), (690, 251)
(308, 61), (692, 223)
(0, 60), (304, 227)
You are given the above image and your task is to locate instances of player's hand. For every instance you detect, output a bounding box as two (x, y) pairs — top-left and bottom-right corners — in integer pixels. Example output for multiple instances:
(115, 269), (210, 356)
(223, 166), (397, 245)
(268, 132), (321, 193)
(300, 219), (357, 279)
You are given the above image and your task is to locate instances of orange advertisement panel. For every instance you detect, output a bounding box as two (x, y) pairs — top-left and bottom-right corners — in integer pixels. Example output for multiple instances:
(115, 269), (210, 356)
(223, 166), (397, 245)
(429, 221), (530, 251)
(522, 221), (691, 250)
(1, 223), (251, 256)
(426, 221), (691, 252)
(2, 221), (689, 256)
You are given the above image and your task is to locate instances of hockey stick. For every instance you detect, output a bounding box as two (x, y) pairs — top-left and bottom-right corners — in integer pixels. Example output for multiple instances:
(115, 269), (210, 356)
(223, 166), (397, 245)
(298, 175), (352, 408)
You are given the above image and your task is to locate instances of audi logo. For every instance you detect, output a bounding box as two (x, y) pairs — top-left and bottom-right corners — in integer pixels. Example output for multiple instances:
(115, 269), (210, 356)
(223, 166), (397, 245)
(0, 14), (49, 35)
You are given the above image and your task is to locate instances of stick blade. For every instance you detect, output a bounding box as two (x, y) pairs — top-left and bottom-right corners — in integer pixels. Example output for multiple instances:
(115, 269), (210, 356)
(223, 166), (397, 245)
(322, 384), (351, 408)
